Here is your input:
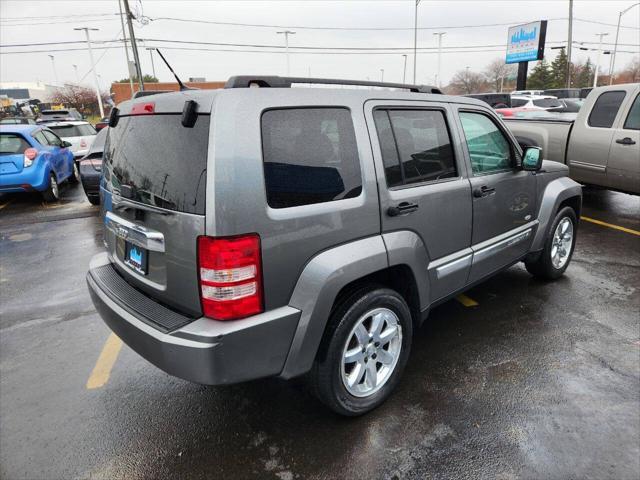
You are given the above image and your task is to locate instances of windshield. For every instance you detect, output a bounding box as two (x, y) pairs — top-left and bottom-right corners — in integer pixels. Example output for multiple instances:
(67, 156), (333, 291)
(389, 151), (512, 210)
(0, 133), (30, 155)
(104, 114), (210, 215)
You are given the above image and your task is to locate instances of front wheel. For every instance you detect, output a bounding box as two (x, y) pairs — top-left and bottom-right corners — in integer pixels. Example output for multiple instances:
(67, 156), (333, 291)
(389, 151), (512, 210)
(309, 286), (413, 416)
(525, 206), (577, 280)
(41, 173), (60, 202)
(68, 161), (80, 184)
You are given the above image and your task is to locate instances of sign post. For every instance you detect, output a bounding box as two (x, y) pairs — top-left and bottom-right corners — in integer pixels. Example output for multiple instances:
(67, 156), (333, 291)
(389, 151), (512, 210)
(506, 20), (547, 91)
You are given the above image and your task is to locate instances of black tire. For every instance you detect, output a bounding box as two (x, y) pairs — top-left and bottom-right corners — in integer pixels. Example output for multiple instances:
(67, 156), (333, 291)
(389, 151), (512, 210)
(309, 286), (413, 416)
(41, 173), (60, 202)
(525, 206), (577, 280)
(68, 161), (80, 184)
(87, 194), (100, 206)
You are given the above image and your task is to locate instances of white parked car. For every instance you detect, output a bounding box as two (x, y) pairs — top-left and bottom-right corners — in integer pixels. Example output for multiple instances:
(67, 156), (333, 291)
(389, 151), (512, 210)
(46, 121), (97, 159)
(510, 95), (563, 111)
(511, 89), (544, 96)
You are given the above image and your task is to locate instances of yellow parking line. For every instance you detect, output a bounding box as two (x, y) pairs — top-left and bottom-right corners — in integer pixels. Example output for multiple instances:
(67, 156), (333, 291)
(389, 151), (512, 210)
(86, 333), (123, 389)
(581, 216), (640, 237)
(0, 199), (14, 211)
(456, 294), (479, 307)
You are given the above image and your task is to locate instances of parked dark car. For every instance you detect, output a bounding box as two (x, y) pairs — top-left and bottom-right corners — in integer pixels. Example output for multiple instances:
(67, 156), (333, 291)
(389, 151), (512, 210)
(37, 108), (83, 124)
(79, 126), (107, 205)
(0, 117), (36, 125)
(464, 93), (511, 108)
(94, 117), (109, 131)
(542, 88), (581, 99)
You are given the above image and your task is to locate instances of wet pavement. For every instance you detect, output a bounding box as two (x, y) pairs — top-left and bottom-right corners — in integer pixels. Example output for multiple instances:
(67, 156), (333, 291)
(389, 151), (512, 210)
(1, 184), (638, 480)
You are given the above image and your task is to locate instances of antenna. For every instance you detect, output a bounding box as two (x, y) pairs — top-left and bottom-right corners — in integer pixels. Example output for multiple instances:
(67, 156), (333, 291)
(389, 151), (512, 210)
(153, 48), (194, 91)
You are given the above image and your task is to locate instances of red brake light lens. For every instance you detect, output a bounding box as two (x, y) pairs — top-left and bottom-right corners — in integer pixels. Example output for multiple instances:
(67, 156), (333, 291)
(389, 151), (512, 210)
(197, 234), (263, 320)
(131, 102), (155, 115)
(23, 147), (37, 167)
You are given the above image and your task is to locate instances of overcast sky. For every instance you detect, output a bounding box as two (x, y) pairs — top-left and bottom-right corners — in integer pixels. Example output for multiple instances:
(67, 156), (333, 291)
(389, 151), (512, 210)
(1, 0), (639, 89)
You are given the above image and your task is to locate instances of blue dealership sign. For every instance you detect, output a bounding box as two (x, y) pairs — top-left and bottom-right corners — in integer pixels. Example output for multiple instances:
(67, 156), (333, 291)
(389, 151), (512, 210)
(505, 21), (547, 64)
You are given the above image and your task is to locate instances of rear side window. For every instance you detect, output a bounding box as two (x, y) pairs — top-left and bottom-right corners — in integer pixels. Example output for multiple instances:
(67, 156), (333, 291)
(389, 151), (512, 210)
(373, 109), (457, 187)
(511, 98), (528, 108)
(623, 94), (640, 130)
(261, 108), (362, 209)
(533, 98), (562, 108)
(104, 114), (210, 215)
(588, 91), (626, 128)
(0, 134), (30, 155)
(49, 125), (83, 137)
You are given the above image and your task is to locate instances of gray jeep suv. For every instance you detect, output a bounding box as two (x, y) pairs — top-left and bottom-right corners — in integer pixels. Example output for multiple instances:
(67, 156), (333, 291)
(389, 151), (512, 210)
(87, 76), (582, 415)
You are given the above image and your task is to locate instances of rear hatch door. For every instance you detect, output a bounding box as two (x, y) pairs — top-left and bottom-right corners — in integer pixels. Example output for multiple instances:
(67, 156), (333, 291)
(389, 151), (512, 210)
(102, 100), (212, 319)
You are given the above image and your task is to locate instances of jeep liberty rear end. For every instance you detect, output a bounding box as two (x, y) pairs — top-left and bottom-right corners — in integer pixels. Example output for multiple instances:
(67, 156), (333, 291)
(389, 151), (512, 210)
(88, 77), (582, 415)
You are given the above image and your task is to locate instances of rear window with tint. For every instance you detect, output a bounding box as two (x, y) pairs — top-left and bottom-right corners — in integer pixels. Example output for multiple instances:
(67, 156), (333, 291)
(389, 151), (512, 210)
(588, 91), (626, 128)
(104, 114), (210, 214)
(511, 98), (528, 108)
(532, 98), (562, 108)
(49, 125), (83, 137)
(261, 108), (362, 209)
(623, 94), (640, 130)
(0, 134), (30, 155)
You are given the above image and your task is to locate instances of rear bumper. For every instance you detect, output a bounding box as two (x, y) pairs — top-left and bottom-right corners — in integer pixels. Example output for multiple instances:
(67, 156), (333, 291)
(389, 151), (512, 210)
(0, 165), (49, 192)
(87, 253), (301, 385)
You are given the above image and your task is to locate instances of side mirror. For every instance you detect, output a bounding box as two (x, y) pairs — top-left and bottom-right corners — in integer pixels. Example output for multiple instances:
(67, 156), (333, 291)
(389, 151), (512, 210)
(522, 146), (543, 171)
(61, 141), (73, 148)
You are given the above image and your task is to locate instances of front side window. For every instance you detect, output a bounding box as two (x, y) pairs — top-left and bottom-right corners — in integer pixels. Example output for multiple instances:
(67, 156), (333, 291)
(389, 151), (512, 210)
(42, 130), (62, 146)
(588, 91), (626, 128)
(261, 108), (362, 208)
(373, 109), (457, 187)
(33, 131), (49, 146)
(623, 94), (640, 131)
(459, 111), (513, 174)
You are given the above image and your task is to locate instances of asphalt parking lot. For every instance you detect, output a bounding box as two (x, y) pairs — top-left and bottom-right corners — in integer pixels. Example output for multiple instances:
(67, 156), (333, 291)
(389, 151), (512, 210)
(1, 183), (638, 480)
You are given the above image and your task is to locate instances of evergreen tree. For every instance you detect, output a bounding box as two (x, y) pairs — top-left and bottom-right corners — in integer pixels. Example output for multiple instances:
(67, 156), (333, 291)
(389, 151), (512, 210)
(575, 58), (594, 87)
(550, 48), (568, 88)
(527, 59), (553, 89)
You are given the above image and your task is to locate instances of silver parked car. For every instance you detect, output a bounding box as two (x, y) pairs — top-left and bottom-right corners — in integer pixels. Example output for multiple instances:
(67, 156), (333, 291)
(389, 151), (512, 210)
(87, 76), (582, 415)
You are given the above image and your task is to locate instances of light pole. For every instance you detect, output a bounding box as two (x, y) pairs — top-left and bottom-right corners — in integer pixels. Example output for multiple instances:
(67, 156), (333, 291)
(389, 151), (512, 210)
(74, 27), (104, 118)
(609, 2), (640, 84)
(123, 0), (144, 91)
(593, 32), (609, 88)
(277, 30), (296, 76)
(72, 64), (79, 84)
(118, 0), (135, 96)
(48, 55), (59, 86)
(413, 0), (420, 84)
(566, 0), (573, 87)
(380, 69), (385, 82)
(402, 54), (407, 83)
(433, 32), (446, 88)
(146, 47), (157, 79)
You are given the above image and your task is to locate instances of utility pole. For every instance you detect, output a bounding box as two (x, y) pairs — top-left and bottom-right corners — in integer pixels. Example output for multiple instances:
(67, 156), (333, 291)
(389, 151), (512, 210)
(380, 69), (385, 82)
(72, 64), (79, 84)
(413, 0), (420, 84)
(433, 32), (446, 88)
(118, 0), (135, 96)
(277, 30), (296, 76)
(74, 27), (104, 118)
(123, 0), (144, 91)
(566, 0), (573, 88)
(593, 32), (609, 88)
(146, 47), (157, 79)
(48, 55), (59, 86)
(402, 54), (407, 83)
(610, 2), (640, 84)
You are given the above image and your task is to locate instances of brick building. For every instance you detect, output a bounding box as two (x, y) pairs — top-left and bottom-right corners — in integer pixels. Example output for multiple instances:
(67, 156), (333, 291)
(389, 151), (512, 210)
(110, 81), (226, 104)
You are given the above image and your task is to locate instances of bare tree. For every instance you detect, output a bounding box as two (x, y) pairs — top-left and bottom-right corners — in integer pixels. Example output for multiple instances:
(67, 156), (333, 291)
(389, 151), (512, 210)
(49, 85), (110, 117)
(615, 56), (640, 84)
(484, 59), (517, 92)
(446, 69), (489, 95)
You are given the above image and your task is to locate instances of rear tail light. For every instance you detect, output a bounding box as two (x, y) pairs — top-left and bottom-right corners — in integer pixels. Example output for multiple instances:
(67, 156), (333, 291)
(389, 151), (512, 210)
(131, 102), (155, 115)
(197, 234), (263, 320)
(23, 148), (37, 167)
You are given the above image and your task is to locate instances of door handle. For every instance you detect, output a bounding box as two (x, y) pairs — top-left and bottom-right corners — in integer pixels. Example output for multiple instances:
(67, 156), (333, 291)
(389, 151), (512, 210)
(615, 137), (636, 145)
(473, 185), (496, 198)
(387, 202), (419, 217)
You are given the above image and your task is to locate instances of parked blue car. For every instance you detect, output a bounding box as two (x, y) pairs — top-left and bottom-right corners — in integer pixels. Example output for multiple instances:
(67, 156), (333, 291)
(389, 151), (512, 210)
(0, 124), (78, 201)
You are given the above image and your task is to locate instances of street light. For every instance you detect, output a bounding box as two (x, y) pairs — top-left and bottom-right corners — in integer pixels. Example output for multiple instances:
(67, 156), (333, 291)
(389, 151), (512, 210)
(72, 64), (79, 84)
(277, 30), (296, 76)
(593, 32), (609, 88)
(74, 27), (104, 118)
(609, 2), (640, 84)
(433, 32), (446, 88)
(145, 47), (157, 79)
(48, 55), (59, 86)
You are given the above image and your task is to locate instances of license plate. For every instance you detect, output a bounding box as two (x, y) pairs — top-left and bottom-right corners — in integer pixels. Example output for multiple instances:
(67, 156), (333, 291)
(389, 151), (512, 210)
(124, 242), (148, 275)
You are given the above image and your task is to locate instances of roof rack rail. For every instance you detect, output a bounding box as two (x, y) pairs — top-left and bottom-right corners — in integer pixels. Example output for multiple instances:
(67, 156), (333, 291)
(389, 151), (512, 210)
(224, 75), (442, 94)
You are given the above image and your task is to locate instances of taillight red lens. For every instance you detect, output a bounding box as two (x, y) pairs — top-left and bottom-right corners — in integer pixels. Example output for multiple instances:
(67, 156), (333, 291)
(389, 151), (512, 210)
(23, 148), (37, 167)
(197, 234), (263, 320)
(131, 102), (155, 115)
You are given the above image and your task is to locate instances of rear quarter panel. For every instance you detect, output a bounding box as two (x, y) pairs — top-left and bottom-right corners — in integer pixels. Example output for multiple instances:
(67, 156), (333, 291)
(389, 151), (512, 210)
(504, 119), (572, 163)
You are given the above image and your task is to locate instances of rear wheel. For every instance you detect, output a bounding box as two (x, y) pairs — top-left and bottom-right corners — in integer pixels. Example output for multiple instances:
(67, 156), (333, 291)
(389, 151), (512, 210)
(525, 206), (577, 280)
(41, 173), (60, 202)
(87, 194), (100, 206)
(310, 286), (412, 416)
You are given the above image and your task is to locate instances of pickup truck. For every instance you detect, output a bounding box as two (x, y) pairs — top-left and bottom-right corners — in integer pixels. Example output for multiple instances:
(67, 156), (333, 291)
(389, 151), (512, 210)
(504, 83), (640, 195)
